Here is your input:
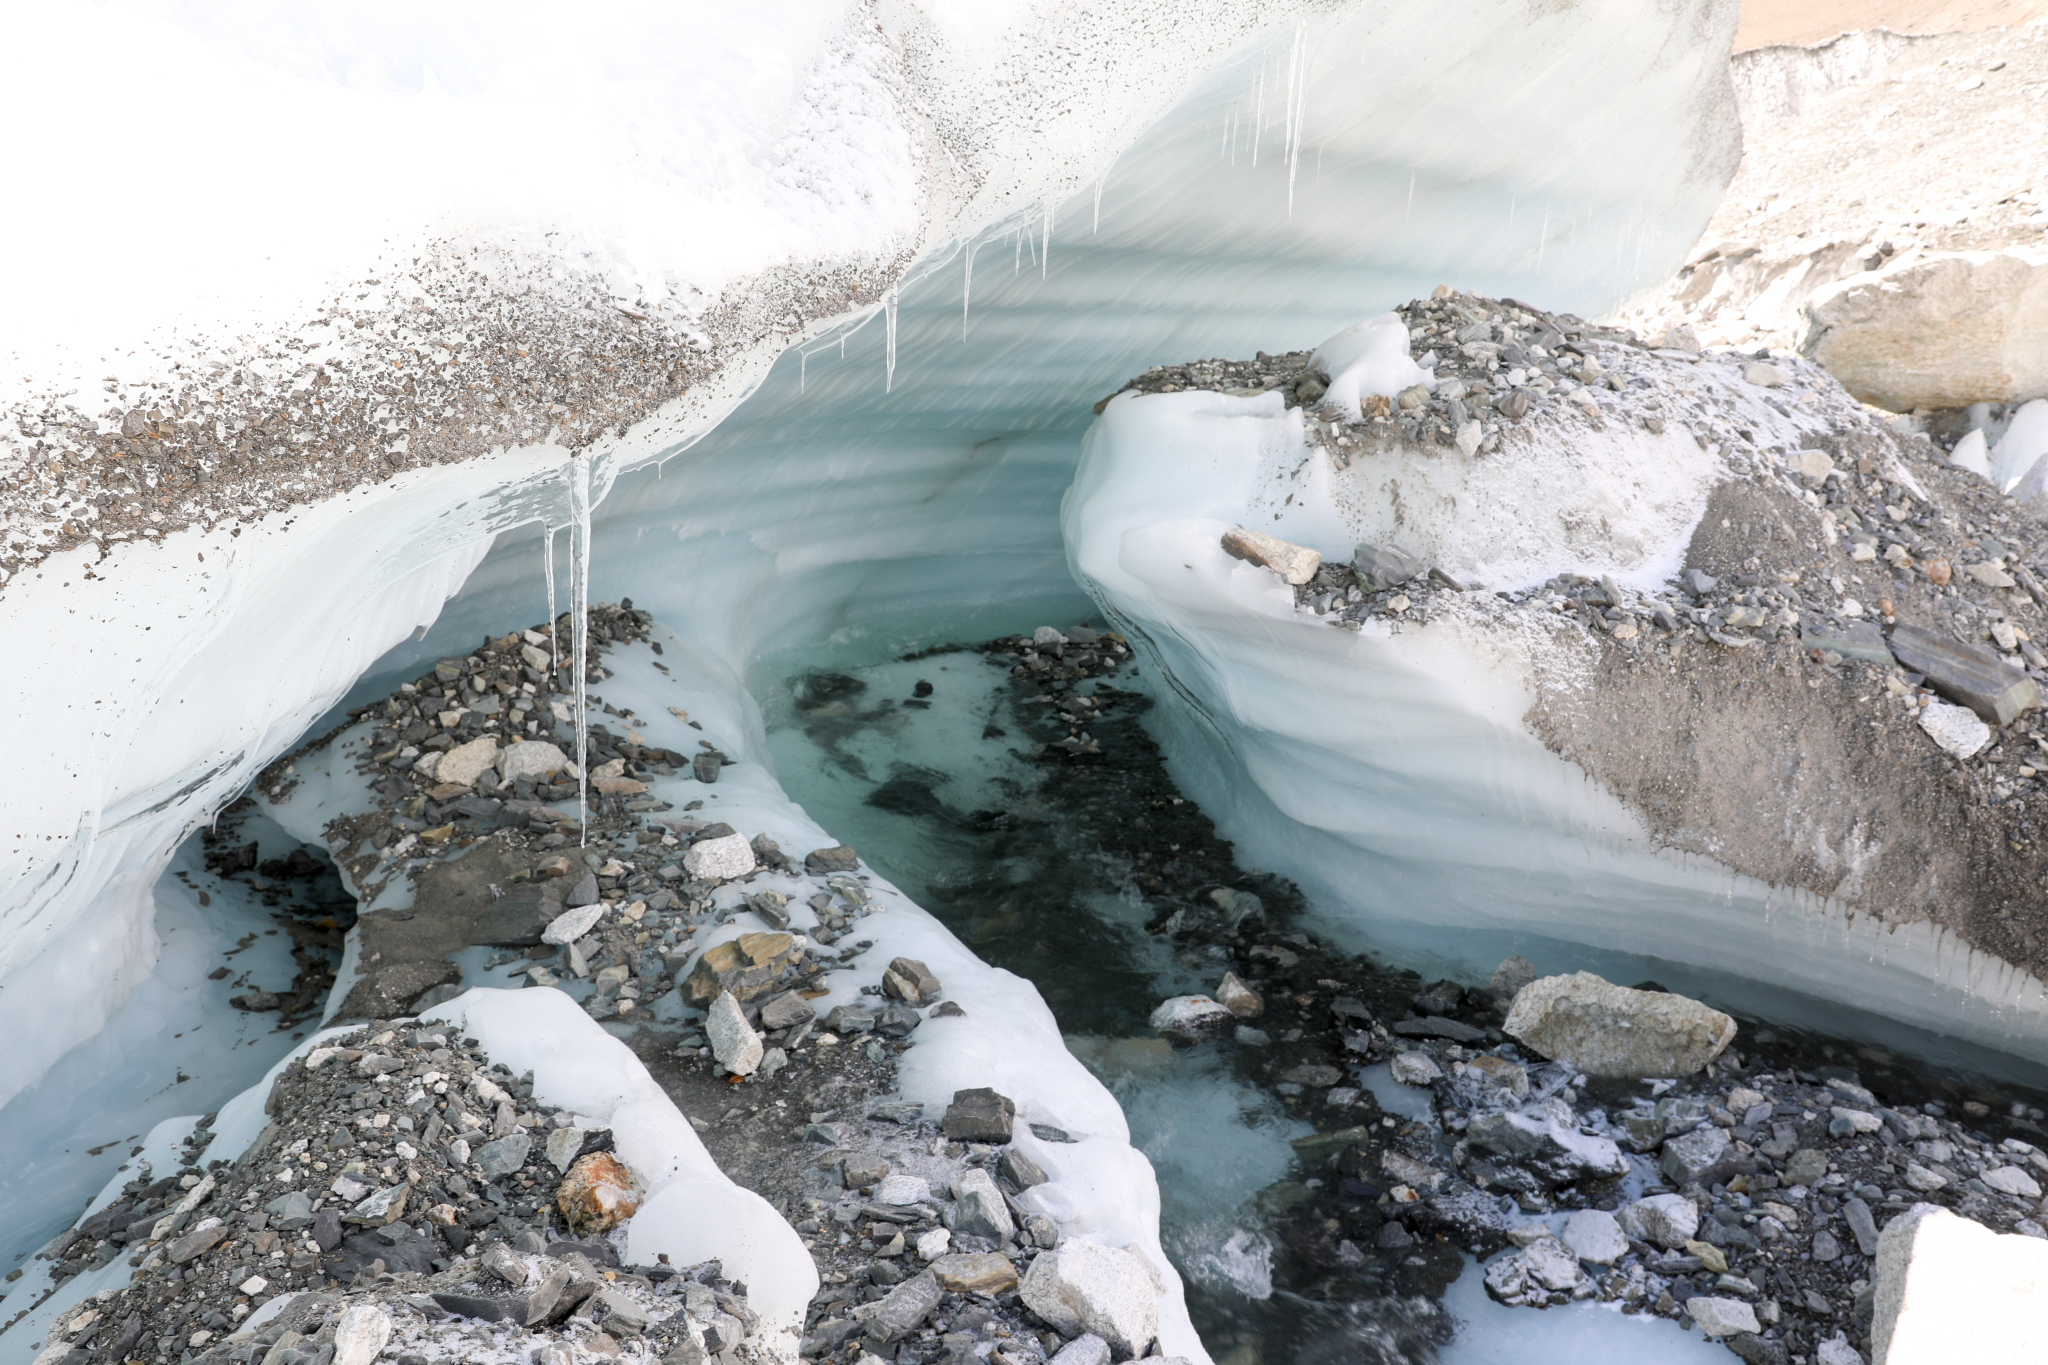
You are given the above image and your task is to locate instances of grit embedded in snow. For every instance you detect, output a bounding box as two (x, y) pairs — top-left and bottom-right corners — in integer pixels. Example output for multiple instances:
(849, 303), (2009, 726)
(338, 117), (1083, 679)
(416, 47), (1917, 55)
(684, 832), (757, 881)
(1309, 314), (1435, 418)
(1020, 1241), (1163, 1358)
(1920, 700), (1992, 759)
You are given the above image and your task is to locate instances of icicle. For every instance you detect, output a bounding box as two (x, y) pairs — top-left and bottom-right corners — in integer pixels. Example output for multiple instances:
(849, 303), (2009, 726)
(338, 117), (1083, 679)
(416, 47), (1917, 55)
(1284, 22), (1308, 214)
(1041, 202), (1054, 278)
(884, 290), (898, 393)
(801, 347), (807, 394)
(568, 455), (592, 845)
(1537, 203), (1549, 269)
(1093, 179), (1103, 234)
(1251, 67), (1264, 168)
(1406, 173), (1415, 222)
(962, 242), (974, 341)
(543, 525), (558, 668)
(1015, 230), (1022, 276)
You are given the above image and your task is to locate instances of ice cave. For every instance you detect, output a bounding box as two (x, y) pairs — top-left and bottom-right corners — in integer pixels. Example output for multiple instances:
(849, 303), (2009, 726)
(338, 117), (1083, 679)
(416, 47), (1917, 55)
(7, 1), (2048, 1362)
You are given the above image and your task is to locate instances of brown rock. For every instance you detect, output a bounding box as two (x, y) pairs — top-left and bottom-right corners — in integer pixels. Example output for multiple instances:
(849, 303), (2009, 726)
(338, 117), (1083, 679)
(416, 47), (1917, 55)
(558, 1152), (640, 1234)
(682, 932), (800, 1006)
(1219, 526), (1322, 585)
(930, 1252), (1020, 1295)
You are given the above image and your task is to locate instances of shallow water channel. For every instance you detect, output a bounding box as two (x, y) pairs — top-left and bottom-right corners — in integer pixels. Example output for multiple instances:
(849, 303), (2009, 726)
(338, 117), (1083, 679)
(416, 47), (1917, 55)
(759, 627), (1734, 1364)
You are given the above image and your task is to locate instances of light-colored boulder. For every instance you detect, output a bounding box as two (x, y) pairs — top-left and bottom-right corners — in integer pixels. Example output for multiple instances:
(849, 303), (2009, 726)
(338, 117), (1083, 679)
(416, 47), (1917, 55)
(1389, 1051), (1442, 1086)
(707, 990), (763, 1077)
(499, 740), (569, 783)
(1502, 972), (1735, 1077)
(1687, 1296), (1760, 1337)
(332, 1306), (392, 1365)
(1802, 250), (2048, 412)
(684, 832), (757, 881)
(1561, 1209), (1629, 1265)
(435, 735), (500, 788)
(1220, 525), (1321, 585)
(1874, 1202), (2048, 1364)
(1618, 1193), (1701, 1250)
(1020, 1241), (1162, 1358)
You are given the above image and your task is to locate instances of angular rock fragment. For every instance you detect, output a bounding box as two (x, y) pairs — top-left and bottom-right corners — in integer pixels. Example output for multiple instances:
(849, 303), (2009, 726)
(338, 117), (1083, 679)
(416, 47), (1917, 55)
(1353, 541), (1426, 590)
(469, 881), (567, 947)
(757, 990), (815, 1032)
(498, 740), (569, 783)
(1689, 1297), (1761, 1337)
(930, 1252), (1019, 1294)
(1215, 972), (1263, 1019)
(947, 1168), (1016, 1243)
(1889, 624), (2042, 726)
(1618, 1193), (1700, 1250)
(1662, 1126), (1750, 1187)
(1503, 972), (1735, 1077)
(1465, 1106), (1627, 1188)
(854, 1269), (942, 1342)
(435, 736), (500, 788)
(881, 956), (941, 1006)
(1919, 700), (1992, 759)
(708, 990), (764, 1077)
(941, 1087), (1017, 1143)
(805, 845), (860, 873)
(682, 932), (798, 1005)
(683, 831), (756, 881)
(1560, 1209), (1628, 1265)
(1221, 526), (1321, 585)
(1020, 1241), (1162, 1357)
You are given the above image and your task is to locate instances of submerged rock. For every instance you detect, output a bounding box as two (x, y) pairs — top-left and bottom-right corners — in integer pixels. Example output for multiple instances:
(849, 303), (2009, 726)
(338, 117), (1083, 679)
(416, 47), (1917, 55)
(1503, 972), (1736, 1077)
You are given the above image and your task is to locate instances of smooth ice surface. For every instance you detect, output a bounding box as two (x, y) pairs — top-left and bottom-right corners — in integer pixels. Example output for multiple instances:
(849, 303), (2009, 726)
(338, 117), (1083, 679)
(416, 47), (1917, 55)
(1995, 398), (2048, 491)
(1437, 1255), (1728, 1364)
(0, 820), (310, 1273)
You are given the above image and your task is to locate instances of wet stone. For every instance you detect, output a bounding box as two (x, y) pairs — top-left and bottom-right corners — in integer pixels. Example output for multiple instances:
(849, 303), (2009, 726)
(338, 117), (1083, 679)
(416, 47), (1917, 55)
(940, 1088), (1017, 1144)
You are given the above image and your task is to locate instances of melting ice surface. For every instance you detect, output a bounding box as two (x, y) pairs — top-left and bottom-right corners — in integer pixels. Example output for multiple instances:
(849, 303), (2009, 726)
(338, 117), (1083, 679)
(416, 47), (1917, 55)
(760, 646), (1721, 1363)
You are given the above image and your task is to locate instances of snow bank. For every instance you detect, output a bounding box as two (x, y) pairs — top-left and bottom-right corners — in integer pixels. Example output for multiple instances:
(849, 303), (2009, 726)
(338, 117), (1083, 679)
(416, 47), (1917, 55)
(1061, 358), (2048, 1062)
(420, 988), (819, 1340)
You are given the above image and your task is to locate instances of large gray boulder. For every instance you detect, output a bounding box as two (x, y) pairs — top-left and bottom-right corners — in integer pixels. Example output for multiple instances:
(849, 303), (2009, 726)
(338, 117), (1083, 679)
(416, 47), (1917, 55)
(1873, 1203), (2048, 1364)
(1020, 1241), (1162, 1357)
(1503, 972), (1735, 1077)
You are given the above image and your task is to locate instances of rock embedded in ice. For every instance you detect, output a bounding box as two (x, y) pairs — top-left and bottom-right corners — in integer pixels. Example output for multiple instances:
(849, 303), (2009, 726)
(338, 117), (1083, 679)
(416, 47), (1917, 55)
(683, 831), (756, 881)
(541, 902), (605, 947)
(346, 1184), (410, 1226)
(1000, 1147), (1048, 1190)
(1688, 1296), (1761, 1337)
(1390, 1051), (1443, 1086)
(948, 1168), (1016, 1243)
(1465, 1108), (1627, 1187)
(1488, 955), (1536, 1005)
(708, 990), (763, 1077)
(931, 1251), (1020, 1294)
(1033, 626), (1068, 649)
(1503, 971), (1736, 1077)
(804, 844), (860, 873)
(1219, 526), (1322, 586)
(1148, 994), (1236, 1040)
(435, 736), (501, 788)
(545, 1127), (588, 1173)
(1019, 1241), (1163, 1357)
(1917, 700), (1994, 759)
(1561, 1209), (1629, 1265)
(1617, 1194), (1701, 1250)
(332, 1306), (392, 1365)
(882, 956), (941, 1006)
(941, 1087), (1017, 1143)
(1214, 971), (1263, 1019)
(498, 740), (569, 784)
(854, 1269), (942, 1342)
(1352, 541), (1427, 590)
